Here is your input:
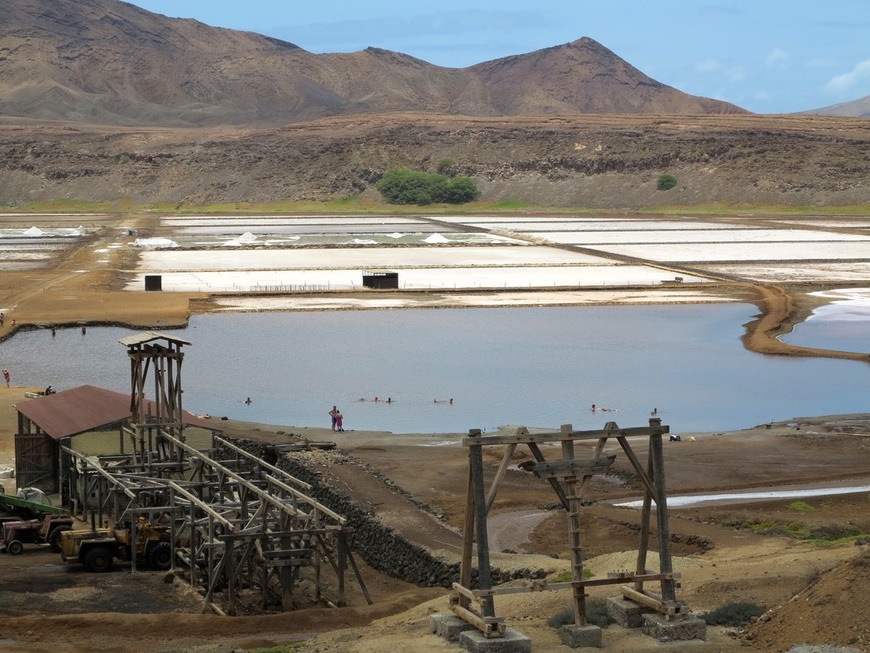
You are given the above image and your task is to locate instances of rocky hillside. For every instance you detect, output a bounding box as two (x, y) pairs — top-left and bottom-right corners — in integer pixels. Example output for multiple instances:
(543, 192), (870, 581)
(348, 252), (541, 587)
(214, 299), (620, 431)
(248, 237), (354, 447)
(0, 0), (744, 127)
(0, 113), (867, 209)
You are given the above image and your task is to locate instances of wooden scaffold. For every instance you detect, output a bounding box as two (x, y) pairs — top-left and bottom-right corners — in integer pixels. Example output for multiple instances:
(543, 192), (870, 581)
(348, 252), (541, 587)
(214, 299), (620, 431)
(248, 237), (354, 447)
(60, 428), (367, 613)
(57, 331), (367, 613)
(451, 418), (691, 639)
(119, 331), (189, 470)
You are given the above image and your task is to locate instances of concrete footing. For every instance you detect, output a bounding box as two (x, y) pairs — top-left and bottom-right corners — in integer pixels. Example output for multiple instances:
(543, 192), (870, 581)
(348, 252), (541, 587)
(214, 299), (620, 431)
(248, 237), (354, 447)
(606, 595), (656, 627)
(641, 613), (707, 642)
(559, 623), (602, 648)
(429, 613), (476, 642)
(458, 628), (532, 653)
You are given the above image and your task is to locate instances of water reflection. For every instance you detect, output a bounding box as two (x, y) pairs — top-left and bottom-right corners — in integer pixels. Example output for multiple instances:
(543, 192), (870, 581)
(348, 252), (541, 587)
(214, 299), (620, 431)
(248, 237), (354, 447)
(781, 288), (870, 353)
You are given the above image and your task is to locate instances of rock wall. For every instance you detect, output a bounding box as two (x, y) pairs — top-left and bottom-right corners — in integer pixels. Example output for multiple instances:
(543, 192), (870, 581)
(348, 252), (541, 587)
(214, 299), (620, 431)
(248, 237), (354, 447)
(229, 440), (550, 588)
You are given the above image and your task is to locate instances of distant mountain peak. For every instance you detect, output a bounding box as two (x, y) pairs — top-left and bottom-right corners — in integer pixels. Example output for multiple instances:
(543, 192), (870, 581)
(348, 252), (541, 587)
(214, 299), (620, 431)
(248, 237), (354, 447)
(0, 0), (747, 126)
(799, 95), (870, 118)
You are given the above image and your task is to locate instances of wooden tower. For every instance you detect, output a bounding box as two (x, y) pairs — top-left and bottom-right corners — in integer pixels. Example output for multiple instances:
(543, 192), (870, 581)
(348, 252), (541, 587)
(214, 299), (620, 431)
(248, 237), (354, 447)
(118, 331), (191, 468)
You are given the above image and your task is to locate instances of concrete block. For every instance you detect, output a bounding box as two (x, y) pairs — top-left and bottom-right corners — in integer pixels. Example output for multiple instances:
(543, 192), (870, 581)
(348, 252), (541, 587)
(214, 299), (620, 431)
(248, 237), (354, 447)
(559, 623), (602, 648)
(459, 627), (531, 653)
(641, 613), (707, 642)
(605, 595), (655, 628)
(429, 613), (476, 641)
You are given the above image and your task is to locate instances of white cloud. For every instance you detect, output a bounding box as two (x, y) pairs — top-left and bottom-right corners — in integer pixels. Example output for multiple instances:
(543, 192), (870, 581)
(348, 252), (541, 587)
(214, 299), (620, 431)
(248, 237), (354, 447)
(765, 48), (789, 68)
(805, 56), (837, 69)
(824, 60), (870, 93)
(725, 66), (746, 83)
(696, 59), (721, 74)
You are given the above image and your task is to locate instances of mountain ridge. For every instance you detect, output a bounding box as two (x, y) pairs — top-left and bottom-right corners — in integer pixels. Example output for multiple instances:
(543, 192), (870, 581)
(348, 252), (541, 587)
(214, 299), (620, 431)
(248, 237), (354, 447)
(799, 95), (870, 118)
(1, 0), (746, 127)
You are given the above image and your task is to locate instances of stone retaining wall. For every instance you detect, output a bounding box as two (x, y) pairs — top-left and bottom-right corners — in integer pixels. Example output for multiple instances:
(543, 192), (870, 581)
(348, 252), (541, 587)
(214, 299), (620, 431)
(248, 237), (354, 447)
(229, 439), (550, 588)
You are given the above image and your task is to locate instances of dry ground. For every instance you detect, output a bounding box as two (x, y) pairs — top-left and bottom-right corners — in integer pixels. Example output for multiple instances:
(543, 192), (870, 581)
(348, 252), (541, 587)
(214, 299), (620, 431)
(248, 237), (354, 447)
(2, 391), (870, 652)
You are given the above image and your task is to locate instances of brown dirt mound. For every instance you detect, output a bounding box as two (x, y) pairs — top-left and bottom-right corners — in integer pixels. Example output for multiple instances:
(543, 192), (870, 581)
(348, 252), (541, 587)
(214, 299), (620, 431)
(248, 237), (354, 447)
(745, 548), (870, 652)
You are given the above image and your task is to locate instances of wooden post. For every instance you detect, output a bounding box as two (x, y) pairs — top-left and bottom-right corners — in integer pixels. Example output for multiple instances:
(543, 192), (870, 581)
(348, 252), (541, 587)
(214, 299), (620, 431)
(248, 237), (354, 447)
(649, 417), (676, 602)
(635, 451), (654, 591)
(337, 531), (347, 607)
(561, 424), (587, 626)
(469, 429), (495, 618)
(458, 429), (480, 610)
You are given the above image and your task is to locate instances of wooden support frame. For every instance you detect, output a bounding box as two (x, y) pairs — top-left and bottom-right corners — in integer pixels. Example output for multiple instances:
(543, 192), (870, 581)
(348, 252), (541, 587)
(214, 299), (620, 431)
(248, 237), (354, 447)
(60, 432), (366, 614)
(451, 418), (689, 637)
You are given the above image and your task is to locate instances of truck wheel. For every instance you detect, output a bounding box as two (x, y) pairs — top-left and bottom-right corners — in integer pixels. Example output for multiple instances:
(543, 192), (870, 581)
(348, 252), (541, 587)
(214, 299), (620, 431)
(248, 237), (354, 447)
(48, 527), (72, 552)
(83, 546), (114, 573)
(7, 540), (24, 555)
(148, 541), (173, 570)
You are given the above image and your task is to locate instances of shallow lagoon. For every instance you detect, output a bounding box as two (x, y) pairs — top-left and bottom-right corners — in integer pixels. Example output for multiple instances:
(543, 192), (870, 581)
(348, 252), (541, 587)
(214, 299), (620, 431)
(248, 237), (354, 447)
(2, 304), (867, 435)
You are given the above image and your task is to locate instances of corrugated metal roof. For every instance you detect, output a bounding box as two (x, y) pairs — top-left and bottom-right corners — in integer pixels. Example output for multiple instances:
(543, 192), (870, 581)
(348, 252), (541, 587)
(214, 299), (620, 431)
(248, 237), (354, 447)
(118, 331), (191, 347)
(16, 385), (218, 439)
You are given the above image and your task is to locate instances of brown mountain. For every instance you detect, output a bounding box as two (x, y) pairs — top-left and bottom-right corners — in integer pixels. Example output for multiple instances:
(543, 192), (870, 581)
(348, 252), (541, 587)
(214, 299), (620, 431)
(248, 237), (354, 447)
(799, 95), (870, 118)
(0, 0), (745, 127)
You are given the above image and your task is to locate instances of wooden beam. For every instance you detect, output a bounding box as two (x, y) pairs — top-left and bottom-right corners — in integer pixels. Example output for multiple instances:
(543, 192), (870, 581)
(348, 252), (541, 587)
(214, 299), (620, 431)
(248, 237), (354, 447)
(527, 442), (569, 509)
(463, 424), (669, 447)
(466, 572), (680, 597)
(449, 604), (506, 638)
(484, 441), (517, 514)
(620, 586), (686, 616)
(529, 454), (616, 479)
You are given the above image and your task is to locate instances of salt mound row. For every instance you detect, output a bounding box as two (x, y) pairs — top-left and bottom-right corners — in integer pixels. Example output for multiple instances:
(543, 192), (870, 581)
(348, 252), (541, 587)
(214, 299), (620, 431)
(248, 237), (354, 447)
(223, 232), (258, 246)
(133, 237), (179, 249)
(425, 233), (449, 243)
(23, 226), (46, 237)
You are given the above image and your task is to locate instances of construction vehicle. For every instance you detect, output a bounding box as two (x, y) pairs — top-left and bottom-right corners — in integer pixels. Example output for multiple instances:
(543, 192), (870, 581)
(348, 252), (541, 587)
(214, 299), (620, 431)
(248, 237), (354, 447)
(2, 513), (74, 554)
(0, 490), (66, 521)
(1, 491), (74, 554)
(59, 517), (173, 572)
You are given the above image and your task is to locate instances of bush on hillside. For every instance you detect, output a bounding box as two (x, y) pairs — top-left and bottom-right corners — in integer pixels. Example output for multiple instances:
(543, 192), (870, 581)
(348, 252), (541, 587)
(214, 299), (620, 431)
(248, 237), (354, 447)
(657, 173), (678, 191)
(377, 168), (480, 205)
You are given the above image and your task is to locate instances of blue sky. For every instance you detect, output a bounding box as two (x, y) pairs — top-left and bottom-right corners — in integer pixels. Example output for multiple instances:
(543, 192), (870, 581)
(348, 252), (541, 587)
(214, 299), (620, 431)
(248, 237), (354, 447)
(129, 1), (869, 114)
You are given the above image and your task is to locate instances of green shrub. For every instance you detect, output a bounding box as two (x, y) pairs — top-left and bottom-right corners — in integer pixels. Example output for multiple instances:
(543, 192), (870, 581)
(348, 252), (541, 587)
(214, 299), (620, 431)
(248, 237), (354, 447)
(657, 173), (677, 191)
(547, 598), (614, 629)
(550, 568), (593, 583)
(700, 601), (765, 626)
(789, 501), (815, 512)
(440, 176), (481, 203)
(547, 606), (574, 628)
(585, 597), (614, 628)
(376, 168), (480, 205)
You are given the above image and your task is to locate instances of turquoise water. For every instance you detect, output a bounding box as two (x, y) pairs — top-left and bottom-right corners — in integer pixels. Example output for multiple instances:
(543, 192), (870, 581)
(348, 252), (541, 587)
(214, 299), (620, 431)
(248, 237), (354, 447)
(1, 304), (867, 434)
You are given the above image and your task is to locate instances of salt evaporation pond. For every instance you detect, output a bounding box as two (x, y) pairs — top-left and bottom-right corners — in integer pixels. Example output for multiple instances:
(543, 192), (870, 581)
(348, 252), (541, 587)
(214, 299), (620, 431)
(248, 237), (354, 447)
(2, 304), (867, 435)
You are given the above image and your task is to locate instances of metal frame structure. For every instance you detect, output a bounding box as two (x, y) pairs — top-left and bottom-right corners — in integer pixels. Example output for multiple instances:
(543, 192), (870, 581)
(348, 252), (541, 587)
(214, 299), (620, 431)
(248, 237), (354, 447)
(451, 418), (689, 638)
